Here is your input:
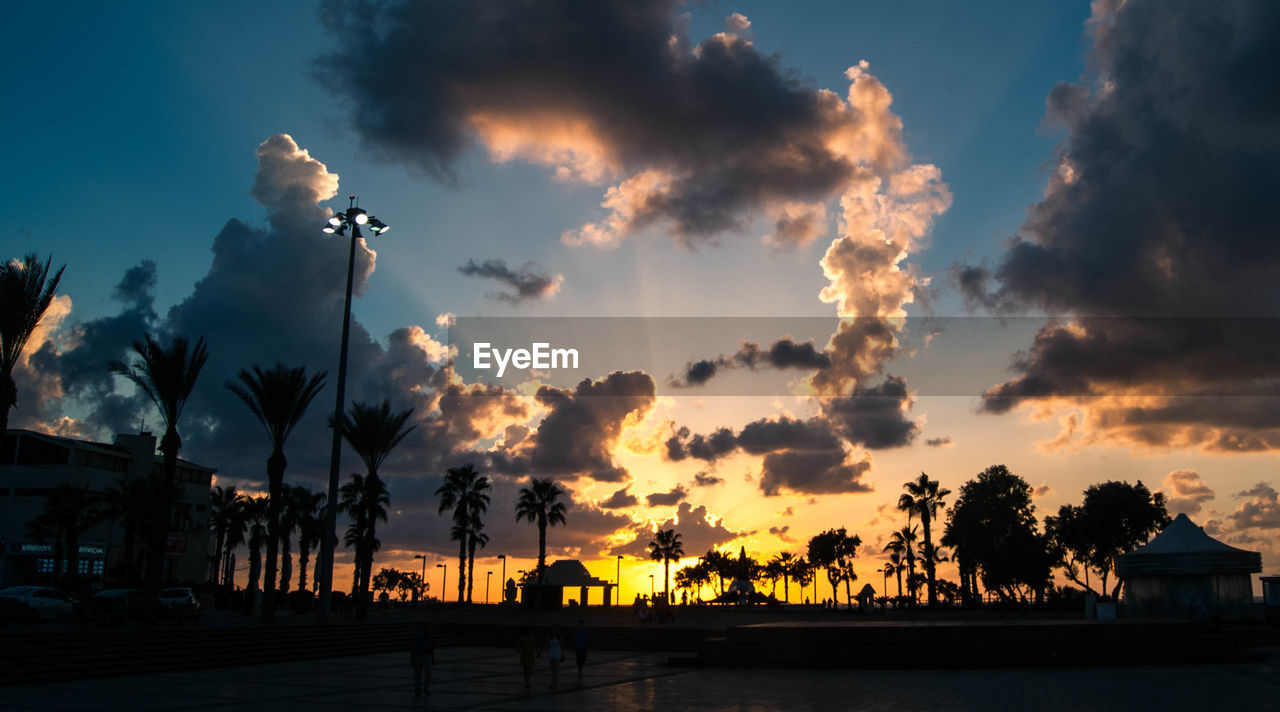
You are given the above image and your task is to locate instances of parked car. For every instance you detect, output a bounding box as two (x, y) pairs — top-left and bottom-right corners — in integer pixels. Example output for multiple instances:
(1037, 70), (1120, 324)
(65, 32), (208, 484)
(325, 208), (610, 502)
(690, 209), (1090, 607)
(87, 588), (147, 624)
(158, 587), (200, 622)
(0, 586), (79, 621)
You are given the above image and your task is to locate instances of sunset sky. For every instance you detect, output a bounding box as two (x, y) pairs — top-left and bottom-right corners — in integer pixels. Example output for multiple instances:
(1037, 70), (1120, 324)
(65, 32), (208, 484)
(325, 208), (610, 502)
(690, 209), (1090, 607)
(5, 0), (1278, 600)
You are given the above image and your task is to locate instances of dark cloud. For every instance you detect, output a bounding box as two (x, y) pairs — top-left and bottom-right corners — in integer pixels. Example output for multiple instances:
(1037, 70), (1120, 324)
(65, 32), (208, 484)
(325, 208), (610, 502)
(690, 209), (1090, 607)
(759, 447), (872, 497)
(693, 471), (724, 487)
(315, 0), (911, 247)
(768, 525), (796, 543)
(1229, 481), (1280, 530)
(22, 261), (158, 435)
(610, 502), (745, 558)
(24, 134), (523, 504)
(737, 416), (842, 455)
(672, 337), (830, 388)
(1162, 469), (1215, 516)
(457, 258), (562, 304)
(925, 436), (952, 447)
(665, 426), (738, 462)
(1032, 484), (1053, 498)
(599, 486), (638, 509)
(645, 485), (688, 507)
(492, 371), (657, 482)
(963, 1), (1280, 450)
(818, 376), (917, 449)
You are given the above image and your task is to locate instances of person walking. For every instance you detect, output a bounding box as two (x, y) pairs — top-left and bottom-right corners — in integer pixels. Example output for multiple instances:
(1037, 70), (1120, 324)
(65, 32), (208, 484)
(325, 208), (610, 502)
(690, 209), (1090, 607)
(547, 626), (564, 689)
(517, 627), (537, 688)
(410, 623), (436, 698)
(573, 618), (589, 674)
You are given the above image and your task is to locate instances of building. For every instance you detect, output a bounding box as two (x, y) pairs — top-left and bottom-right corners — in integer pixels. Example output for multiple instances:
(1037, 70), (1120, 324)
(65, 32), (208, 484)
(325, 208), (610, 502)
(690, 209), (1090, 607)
(0, 429), (215, 589)
(1116, 513), (1262, 621)
(520, 560), (614, 608)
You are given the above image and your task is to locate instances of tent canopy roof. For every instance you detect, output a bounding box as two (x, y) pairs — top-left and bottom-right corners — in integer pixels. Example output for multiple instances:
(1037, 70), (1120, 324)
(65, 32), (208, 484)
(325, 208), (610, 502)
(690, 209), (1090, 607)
(1117, 514), (1261, 577)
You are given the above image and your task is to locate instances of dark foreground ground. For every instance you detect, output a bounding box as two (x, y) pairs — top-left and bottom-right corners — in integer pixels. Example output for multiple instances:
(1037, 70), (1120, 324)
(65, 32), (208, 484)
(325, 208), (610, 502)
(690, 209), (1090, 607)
(5, 644), (1279, 711)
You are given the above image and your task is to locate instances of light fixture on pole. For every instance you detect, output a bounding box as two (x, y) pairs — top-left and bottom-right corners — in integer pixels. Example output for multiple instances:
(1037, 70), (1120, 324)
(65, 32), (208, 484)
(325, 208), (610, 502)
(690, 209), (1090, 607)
(649, 574), (654, 598)
(413, 554), (427, 605)
(486, 571), (493, 604)
(497, 554), (506, 603)
(436, 563), (446, 601)
(316, 194), (390, 620)
(616, 555), (623, 606)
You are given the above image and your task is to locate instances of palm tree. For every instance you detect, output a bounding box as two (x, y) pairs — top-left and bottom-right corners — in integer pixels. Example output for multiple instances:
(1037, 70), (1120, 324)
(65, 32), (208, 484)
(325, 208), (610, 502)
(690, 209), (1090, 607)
(886, 551), (904, 599)
(340, 472), (390, 617)
(770, 552), (798, 603)
(243, 495), (269, 615)
(26, 484), (103, 588)
(277, 483), (300, 596)
(225, 363), (327, 622)
(336, 399), (413, 620)
(109, 333), (208, 600)
(105, 475), (159, 586)
(648, 529), (684, 602)
(436, 464), (491, 603)
(701, 549), (733, 595)
(899, 472), (950, 607)
(0, 252), (64, 434)
(292, 486), (325, 593)
(208, 485), (245, 585)
(514, 477), (568, 587)
(885, 525), (919, 603)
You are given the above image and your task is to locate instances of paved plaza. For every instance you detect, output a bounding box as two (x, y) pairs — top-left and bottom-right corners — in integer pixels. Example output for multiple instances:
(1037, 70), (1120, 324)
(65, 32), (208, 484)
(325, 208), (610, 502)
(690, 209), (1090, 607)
(5, 646), (1278, 711)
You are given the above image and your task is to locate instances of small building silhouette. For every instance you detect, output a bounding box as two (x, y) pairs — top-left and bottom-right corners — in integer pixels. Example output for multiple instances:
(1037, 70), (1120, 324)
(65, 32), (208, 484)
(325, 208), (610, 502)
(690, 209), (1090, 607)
(1116, 513), (1262, 620)
(520, 560), (613, 609)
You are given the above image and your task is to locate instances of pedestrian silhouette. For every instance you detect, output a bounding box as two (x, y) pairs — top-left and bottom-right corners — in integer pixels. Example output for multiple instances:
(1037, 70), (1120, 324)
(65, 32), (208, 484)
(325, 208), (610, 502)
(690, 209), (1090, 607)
(547, 626), (564, 689)
(517, 627), (537, 687)
(410, 623), (435, 698)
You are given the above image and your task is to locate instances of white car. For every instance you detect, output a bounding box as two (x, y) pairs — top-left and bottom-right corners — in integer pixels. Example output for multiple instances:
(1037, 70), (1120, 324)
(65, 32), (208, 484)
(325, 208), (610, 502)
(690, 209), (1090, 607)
(158, 587), (201, 622)
(0, 586), (79, 620)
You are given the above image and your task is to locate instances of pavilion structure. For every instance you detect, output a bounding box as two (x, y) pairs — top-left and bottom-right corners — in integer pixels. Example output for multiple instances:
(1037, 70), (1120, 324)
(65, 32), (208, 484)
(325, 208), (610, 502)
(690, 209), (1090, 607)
(1116, 513), (1262, 621)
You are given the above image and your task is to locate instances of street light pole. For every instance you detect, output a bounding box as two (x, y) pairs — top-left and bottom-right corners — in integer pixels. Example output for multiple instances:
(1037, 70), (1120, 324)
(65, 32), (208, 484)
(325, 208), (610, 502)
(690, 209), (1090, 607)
(486, 571), (492, 604)
(616, 555), (623, 606)
(497, 555), (506, 603)
(316, 195), (389, 620)
(437, 563), (446, 601)
(414, 554), (427, 606)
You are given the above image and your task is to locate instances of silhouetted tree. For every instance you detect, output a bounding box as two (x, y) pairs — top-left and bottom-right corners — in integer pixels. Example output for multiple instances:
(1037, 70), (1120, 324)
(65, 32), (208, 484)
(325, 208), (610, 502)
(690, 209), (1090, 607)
(293, 487), (325, 593)
(337, 400), (411, 619)
(243, 495), (269, 615)
(1046, 481), (1170, 600)
(110, 333), (208, 603)
(884, 525), (919, 603)
(807, 528), (861, 608)
(0, 252), (64, 435)
(514, 477), (567, 586)
(648, 529), (684, 601)
(26, 484), (103, 588)
(769, 552), (799, 602)
(945, 465), (1054, 603)
(106, 475), (163, 587)
(226, 362), (327, 622)
(208, 485), (245, 585)
(436, 464), (491, 603)
(701, 548), (734, 595)
(899, 472), (950, 607)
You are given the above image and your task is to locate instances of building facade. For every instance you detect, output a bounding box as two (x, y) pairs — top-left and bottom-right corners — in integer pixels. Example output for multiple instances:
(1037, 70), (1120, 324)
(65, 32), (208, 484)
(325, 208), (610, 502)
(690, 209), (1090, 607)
(0, 429), (215, 590)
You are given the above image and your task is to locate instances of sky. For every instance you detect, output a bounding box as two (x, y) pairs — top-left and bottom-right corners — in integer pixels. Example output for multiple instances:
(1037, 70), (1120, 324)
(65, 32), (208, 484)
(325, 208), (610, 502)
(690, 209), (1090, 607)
(4, 0), (1279, 600)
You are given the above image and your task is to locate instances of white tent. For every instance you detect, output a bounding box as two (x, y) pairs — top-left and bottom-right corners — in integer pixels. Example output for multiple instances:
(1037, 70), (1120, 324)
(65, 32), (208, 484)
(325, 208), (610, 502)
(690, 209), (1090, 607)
(1117, 513), (1261, 620)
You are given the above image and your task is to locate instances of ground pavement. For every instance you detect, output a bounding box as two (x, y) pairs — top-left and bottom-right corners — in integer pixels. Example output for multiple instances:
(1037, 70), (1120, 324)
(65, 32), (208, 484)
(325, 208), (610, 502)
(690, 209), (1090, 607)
(5, 646), (1278, 711)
